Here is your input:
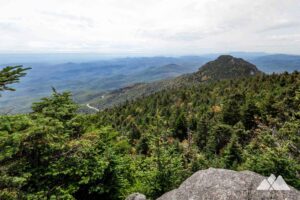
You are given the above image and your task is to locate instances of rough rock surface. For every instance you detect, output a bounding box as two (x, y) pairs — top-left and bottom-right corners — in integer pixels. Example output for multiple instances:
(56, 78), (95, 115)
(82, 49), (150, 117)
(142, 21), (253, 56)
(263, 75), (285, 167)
(157, 168), (300, 200)
(126, 193), (147, 200)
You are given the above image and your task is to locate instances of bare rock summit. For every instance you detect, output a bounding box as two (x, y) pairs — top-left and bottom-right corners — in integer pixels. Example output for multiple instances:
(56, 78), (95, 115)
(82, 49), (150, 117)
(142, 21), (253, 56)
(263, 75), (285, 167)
(157, 168), (299, 200)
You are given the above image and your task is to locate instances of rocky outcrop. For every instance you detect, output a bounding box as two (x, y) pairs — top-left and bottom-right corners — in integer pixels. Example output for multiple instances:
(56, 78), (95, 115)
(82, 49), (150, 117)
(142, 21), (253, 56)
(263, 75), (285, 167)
(157, 168), (299, 200)
(125, 193), (147, 200)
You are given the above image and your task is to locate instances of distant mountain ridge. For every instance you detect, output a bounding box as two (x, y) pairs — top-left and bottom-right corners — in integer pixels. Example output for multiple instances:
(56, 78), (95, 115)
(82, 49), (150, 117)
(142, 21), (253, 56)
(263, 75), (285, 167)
(250, 54), (300, 73)
(0, 56), (210, 113)
(2, 53), (300, 113)
(88, 55), (262, 111)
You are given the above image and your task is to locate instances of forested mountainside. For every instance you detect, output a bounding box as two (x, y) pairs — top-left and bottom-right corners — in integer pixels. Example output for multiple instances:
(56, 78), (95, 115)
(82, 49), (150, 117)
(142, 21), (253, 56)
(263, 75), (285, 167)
(1, 68), (299, 199)
(88, 55), (262, 110)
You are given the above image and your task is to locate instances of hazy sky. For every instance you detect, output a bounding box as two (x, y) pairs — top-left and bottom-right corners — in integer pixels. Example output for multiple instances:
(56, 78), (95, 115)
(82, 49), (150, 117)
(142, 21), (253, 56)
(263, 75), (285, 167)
(0, 0), (300, 55)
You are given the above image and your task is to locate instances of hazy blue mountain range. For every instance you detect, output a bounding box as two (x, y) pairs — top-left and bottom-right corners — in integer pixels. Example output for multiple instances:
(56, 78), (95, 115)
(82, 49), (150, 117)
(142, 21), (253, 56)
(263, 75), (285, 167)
(0, 56), (210, 113)
(0, 53), (299, 113)
(250, 54), (300, 73)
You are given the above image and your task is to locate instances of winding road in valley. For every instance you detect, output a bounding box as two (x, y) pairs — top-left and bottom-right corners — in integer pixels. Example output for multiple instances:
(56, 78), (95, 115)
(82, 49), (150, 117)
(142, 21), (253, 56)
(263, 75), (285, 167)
(86, 103), (99, 112)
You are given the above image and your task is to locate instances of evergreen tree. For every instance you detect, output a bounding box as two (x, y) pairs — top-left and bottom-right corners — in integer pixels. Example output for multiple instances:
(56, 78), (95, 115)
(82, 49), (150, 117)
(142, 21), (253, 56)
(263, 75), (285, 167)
(221, 135), (242, 169)
(0, 66), (30, 94)
(205, 124), (233, 155)
(243, 101), (260, 130)
(173, 112), (188, 141)
(31, 88), (78, 122)
(222, 98), (241, 126)
(195, 117), (209, 150)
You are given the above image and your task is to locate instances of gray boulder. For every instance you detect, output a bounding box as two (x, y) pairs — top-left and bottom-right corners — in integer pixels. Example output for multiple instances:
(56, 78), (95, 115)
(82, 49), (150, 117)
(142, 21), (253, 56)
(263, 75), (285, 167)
(126, 192), (147, 200)
(157, 168), (299, 200)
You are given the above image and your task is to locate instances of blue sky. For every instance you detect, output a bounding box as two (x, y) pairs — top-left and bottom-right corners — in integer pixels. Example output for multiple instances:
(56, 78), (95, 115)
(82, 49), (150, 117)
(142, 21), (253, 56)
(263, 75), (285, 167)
(0, 0), (300, 55)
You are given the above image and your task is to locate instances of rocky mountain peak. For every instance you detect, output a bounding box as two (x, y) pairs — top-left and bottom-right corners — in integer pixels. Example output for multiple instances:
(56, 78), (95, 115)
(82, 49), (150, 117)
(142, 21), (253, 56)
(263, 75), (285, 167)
(194, 55), (262, 81)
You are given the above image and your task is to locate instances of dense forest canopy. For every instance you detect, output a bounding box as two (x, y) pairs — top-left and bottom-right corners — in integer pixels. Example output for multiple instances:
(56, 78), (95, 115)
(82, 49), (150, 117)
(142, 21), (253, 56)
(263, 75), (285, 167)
(0, 64), (299, 199)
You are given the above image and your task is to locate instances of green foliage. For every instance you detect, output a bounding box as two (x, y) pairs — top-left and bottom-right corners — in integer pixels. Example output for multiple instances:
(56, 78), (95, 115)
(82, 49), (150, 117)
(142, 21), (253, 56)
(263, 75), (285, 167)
(0, 66), (30, 93)
(0, 91), (130, 199)
(0, 72), (300, 199)
(221, 135), (242, 169)
(205, 124), (233, 156)
(242, 101), (260, 130)
(222, 97), (242, 125)
(31, 88), (78, 122)
(173, 112), (188, 141)
(96, 71), (300, 192)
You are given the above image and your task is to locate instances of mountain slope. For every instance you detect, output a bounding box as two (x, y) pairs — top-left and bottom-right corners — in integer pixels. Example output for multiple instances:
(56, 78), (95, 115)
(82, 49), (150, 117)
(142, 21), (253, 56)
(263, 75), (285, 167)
(88, 55), (262, 110)
(96, 71), (300, 193)
(195, 55), (261, 80)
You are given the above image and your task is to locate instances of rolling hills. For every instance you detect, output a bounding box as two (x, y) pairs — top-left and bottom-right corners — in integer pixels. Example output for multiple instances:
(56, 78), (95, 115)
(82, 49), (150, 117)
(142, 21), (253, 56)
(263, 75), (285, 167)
(0, 56), (210, 113)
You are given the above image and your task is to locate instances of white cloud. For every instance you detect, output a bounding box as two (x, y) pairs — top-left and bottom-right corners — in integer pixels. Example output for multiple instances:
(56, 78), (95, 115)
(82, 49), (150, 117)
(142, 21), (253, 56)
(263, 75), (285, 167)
(0, 0), (300, 55)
